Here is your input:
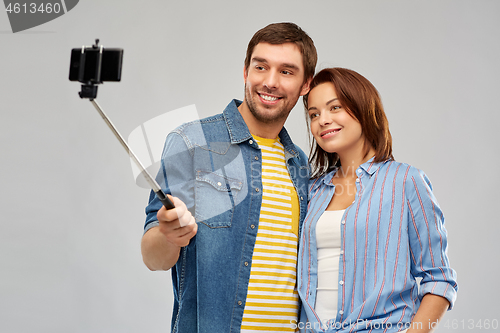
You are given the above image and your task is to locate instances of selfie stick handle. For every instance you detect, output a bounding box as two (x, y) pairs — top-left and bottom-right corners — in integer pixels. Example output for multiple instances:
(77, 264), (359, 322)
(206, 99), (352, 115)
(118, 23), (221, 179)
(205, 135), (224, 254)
(89, 99), (175, 210)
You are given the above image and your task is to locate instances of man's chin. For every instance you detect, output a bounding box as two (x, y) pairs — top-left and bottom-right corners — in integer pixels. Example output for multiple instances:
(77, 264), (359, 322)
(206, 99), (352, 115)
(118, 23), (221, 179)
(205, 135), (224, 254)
(250, 108), (289, 124)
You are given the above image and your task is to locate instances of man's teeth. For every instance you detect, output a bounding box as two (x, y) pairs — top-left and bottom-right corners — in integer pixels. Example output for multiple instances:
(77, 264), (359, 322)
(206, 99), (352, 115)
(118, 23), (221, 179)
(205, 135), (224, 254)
(261, 94), (278, 101)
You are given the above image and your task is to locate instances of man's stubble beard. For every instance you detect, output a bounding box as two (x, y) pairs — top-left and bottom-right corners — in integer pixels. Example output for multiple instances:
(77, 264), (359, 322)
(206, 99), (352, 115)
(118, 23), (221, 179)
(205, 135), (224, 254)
(244, 84), (294, 125)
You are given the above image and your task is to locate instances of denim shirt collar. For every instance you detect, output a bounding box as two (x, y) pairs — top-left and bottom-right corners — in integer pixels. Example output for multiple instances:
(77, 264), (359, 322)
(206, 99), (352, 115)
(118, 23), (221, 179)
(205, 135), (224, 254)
(223, 99), (253, 144)
(310, 157), (390, 192)
(223, 99), (299, 158)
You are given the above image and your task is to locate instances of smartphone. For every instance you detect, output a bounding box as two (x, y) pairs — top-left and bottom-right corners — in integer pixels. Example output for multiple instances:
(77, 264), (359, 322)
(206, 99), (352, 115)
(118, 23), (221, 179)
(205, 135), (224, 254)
(69, 47), (123, 83)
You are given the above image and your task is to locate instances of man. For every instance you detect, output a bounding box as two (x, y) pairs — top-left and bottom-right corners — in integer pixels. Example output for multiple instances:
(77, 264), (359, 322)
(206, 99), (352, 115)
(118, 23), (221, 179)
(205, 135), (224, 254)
(142, 22), (317, 332)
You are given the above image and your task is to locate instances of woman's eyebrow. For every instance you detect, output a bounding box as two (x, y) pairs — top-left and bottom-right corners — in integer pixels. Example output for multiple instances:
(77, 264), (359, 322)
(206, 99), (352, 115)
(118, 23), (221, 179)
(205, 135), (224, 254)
(326, 98), (339, 105)
(308, 98), (339, 111)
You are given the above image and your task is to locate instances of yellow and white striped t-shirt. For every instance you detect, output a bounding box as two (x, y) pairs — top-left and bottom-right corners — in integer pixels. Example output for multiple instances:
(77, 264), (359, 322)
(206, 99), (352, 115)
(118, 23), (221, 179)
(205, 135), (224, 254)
(240, 136), (300, 332)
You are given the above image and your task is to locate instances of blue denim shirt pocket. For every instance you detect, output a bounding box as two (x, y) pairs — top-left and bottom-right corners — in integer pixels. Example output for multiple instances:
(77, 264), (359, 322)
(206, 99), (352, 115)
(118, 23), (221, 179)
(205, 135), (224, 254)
(195, 170), (243, 228)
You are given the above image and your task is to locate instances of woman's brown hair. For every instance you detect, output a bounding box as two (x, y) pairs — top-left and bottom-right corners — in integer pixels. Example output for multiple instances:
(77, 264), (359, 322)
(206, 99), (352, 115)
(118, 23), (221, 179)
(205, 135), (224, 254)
(303, 68), (393, 178)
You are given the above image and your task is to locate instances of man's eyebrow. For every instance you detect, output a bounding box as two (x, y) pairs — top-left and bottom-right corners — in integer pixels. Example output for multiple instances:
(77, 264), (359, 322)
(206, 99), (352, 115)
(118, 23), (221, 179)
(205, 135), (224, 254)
(281, 63), (300, 70)
(251, 57), (300, 70)
(251, 57), (268, 64)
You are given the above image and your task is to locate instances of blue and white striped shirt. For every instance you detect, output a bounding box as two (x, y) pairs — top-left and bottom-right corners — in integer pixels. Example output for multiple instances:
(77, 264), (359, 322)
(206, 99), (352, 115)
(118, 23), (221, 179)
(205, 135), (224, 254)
(297, 159), (458, 333)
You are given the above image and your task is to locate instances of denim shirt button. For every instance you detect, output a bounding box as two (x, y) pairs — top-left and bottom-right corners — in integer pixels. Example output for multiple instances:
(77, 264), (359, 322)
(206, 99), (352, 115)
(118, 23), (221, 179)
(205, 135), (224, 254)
(249, 140), (253, 145)
(244, 261), (249, 266)
(254, 156), (259, 160)
(300, 196), (304, 201)
(238, 301), (243, 306)
(255, 188), (260, 192)
(250, 224), (255, 229)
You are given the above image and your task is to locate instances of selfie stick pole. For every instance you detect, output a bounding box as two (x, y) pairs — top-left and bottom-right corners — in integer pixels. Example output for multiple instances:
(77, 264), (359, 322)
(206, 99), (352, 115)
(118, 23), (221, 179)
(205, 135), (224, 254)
(89, 98), (175, 210)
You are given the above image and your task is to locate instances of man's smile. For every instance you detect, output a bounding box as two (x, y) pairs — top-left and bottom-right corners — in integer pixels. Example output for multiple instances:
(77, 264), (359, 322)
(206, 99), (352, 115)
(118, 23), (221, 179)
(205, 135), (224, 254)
(258, 92), (282, 104)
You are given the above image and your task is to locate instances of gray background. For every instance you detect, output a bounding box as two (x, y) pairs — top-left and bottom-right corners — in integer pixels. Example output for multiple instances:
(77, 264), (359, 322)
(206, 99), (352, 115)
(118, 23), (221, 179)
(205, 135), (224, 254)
(1, 0), (499, 332)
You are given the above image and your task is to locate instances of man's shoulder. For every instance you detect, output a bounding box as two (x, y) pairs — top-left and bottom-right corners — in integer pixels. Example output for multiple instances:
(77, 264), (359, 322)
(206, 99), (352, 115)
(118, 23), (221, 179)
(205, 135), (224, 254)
(167, 113), (227, 150)
(278, 127), (308, 164)
(174, 112), (223, 130)
(172, 99), (241, 136)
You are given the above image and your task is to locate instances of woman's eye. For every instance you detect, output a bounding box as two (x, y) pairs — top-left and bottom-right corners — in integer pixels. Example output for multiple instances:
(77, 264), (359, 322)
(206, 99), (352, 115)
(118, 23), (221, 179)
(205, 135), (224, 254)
(310, 112), (319, 119)
(331, 105), (341, 111)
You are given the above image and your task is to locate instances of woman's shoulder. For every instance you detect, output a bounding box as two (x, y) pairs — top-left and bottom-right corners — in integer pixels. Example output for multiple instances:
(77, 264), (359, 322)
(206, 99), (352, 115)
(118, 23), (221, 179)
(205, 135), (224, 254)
(377, 159), (426, 177)
(380, 160), (434, 193)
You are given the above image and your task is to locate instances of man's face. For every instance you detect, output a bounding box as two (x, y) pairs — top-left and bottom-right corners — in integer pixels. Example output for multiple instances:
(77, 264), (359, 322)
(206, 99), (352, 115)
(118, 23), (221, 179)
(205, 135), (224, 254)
(243, 42), (310, 125)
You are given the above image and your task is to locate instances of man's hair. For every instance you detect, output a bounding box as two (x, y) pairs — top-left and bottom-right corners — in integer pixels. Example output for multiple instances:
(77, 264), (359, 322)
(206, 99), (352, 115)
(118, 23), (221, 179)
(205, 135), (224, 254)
(303, 68), (394, 178)
(244, 22), (317, 84)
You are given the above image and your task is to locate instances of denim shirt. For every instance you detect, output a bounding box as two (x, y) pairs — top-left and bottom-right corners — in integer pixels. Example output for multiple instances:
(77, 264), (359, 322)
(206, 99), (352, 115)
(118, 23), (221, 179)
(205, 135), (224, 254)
(297, 159), (457, 333)
(144, 99), (310, 333)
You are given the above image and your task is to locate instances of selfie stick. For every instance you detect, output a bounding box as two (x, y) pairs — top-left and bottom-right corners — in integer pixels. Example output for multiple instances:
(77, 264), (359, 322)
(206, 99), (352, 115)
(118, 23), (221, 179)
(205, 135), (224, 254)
(74, 39), (174, 210)
(88, 99), (175, 210)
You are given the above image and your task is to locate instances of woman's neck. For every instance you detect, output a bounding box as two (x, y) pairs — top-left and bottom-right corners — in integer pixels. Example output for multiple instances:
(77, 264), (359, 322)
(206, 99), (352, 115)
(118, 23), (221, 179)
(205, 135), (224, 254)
(336, 147), (376, 178)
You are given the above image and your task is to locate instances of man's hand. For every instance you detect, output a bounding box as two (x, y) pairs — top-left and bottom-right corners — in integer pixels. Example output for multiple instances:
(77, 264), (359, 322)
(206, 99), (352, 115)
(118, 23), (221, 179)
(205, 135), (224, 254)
(157, 195), (197, 247)
(141, 195), (197, 271)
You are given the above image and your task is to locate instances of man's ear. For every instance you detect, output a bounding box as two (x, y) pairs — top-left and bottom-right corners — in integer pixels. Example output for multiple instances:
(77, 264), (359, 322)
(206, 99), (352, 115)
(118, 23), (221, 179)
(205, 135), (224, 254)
(243, 66), (248, 82)
(300, 78), (312, 96)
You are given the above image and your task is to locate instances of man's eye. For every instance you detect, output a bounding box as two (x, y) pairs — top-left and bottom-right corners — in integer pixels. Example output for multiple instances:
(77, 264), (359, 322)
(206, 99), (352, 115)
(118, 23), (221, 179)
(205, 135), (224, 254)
(282, 70), (292, 75)
(256, 65), (265, 71)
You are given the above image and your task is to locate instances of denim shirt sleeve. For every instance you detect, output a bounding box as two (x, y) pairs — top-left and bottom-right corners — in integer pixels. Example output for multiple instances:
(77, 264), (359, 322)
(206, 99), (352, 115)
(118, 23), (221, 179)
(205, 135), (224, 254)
(405, 166), (458, 309)
(144, 131), (195, 233)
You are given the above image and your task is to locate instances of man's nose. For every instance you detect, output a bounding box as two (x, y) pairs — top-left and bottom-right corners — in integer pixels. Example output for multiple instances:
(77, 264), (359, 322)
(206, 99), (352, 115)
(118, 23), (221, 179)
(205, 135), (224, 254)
(263, 70), (279, 90)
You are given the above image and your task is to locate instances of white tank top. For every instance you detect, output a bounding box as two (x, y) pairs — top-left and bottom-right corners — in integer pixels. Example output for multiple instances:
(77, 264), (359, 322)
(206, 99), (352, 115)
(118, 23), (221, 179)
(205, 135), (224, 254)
(315, 209), (344, 322)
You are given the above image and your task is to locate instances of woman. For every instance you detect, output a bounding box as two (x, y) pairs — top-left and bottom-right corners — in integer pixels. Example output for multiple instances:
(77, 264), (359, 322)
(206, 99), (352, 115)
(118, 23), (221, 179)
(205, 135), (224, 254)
(297, 68), (457, 333)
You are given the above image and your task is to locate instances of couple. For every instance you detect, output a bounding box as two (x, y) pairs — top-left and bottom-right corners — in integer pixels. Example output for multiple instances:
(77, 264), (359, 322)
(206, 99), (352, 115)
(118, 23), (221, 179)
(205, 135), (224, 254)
(142, 23), (457, 333)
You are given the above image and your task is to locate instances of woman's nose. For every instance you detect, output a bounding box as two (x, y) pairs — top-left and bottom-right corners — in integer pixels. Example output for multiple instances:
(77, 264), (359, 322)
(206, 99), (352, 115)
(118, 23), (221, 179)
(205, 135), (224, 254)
(319, 111), (332, 126)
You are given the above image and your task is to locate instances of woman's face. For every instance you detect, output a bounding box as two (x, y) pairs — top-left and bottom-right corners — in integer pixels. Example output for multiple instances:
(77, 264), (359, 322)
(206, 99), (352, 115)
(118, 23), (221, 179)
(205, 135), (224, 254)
(307, 82), (365, 156)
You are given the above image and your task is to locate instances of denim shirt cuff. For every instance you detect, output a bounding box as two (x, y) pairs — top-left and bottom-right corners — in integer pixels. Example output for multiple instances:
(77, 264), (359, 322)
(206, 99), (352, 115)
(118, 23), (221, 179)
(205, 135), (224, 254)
(143, 220), (160, 235)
